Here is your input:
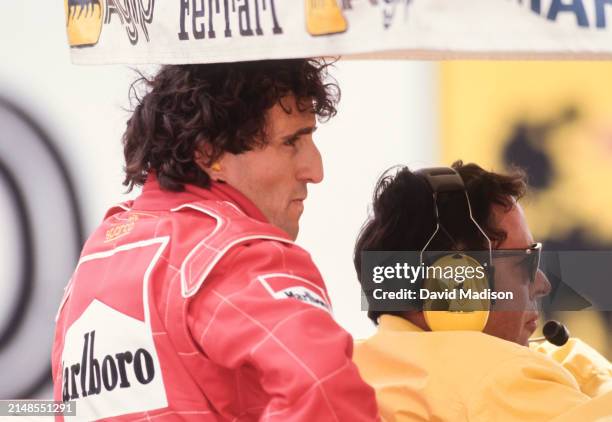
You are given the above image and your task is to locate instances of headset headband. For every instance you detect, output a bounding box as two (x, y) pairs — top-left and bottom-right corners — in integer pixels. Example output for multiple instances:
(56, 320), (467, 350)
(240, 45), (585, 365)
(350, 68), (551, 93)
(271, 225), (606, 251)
(416, 166), (493, 264)
(417, 167), (466, 193)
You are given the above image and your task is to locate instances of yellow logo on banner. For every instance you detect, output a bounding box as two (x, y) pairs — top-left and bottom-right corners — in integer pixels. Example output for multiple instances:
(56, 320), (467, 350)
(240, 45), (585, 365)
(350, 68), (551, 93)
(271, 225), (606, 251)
(65, 0), (104, 47)
(306, 0), (348, 36)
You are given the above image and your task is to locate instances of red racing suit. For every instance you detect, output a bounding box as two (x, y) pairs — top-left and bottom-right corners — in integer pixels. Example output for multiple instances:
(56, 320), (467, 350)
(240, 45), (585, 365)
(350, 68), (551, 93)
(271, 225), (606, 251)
(52, 175), (379, 421)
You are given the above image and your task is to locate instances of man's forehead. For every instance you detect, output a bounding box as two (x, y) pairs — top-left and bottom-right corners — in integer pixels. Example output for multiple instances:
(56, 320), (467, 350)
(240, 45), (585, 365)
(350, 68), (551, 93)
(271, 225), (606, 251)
(266, 97), (316, 131)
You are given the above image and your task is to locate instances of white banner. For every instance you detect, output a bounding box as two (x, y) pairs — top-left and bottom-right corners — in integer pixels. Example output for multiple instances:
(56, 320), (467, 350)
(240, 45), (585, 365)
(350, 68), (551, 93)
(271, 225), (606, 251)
(66, 0), (612, 64)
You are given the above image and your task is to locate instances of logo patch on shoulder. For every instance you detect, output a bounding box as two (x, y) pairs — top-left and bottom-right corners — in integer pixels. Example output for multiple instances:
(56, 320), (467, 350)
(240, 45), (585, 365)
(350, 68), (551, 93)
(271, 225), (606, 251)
(257, 274), (332, 312)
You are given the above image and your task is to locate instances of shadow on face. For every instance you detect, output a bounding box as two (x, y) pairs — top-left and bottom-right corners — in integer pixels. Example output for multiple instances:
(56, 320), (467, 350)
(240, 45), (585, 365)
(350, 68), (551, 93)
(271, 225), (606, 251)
(483, 202), (551, 345)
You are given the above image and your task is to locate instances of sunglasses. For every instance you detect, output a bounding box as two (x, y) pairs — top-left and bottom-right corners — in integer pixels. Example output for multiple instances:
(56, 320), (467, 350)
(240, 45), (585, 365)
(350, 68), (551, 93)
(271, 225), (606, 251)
(492, 242), (542, 284)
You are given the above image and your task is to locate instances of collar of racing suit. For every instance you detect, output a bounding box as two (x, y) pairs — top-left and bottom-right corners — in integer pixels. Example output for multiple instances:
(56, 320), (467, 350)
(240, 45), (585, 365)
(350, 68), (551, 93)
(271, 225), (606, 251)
(131, 172), (269, 224)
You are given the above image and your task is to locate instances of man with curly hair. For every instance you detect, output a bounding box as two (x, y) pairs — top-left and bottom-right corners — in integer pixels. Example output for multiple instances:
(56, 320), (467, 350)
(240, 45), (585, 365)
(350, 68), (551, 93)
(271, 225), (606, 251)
(52, 59), (379, 421)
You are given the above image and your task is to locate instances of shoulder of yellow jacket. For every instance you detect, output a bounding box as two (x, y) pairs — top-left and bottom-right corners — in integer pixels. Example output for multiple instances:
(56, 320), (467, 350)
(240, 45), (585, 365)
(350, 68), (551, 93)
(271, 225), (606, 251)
(356, 329), (540, 383)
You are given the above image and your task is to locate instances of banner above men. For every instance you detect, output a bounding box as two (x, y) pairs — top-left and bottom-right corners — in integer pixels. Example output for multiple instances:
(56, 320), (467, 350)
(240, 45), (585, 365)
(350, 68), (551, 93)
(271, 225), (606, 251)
(66, 0), (612, 64)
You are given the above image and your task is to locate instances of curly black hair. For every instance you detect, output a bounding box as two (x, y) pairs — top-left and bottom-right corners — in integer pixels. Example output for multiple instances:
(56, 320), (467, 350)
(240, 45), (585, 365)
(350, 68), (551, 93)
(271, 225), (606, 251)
(354, 161), (527, 324)
(123, 59), (339, 192)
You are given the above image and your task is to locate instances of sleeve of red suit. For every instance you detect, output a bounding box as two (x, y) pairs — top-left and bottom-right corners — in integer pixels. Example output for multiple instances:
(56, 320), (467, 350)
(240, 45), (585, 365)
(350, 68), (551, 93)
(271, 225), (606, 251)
(187, 239), (380, 421)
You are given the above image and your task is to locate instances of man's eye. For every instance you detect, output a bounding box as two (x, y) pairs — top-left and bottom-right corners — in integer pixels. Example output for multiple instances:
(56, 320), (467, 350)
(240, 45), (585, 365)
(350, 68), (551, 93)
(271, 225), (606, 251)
(284, 137), (299, 147)
(517, 257), (534, 276)
(518, 256), (532, 268)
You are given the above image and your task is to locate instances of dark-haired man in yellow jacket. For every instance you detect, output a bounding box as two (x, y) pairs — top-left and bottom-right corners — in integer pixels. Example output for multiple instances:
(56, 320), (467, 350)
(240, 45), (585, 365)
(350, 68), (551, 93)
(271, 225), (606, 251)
(353, 162), (611, 421)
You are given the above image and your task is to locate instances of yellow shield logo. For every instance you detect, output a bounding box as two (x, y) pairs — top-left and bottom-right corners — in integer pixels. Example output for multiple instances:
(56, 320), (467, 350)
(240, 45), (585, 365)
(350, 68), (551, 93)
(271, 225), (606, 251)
(306, 0), (348, 36)
(65, 0), (104, 47)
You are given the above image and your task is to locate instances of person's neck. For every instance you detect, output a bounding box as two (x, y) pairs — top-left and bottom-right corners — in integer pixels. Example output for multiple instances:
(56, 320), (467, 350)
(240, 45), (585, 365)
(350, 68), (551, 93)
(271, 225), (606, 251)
(401, 311), (430, 331)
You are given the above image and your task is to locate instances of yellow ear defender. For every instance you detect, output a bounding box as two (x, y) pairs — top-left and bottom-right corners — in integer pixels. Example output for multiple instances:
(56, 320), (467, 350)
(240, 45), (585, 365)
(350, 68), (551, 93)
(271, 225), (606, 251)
(417, 167), (494, 332)
(422, 253), (490, 332)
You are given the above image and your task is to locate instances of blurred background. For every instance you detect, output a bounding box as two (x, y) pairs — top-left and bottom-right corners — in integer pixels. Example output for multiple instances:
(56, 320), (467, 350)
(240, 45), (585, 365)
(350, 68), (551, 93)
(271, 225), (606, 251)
(0, 1), (609, 400)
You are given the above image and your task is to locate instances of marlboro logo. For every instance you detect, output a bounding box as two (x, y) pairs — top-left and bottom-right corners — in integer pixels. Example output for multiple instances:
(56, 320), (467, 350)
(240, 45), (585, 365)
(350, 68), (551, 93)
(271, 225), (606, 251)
(60, 300), (167, 420)
(62, 330), (156, 401)
(257, 274), (332, 312)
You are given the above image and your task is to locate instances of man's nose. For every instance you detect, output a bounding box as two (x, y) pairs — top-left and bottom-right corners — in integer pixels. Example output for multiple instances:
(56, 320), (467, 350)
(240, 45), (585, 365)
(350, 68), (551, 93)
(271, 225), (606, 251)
(297, 139), (324, 184)
(532, 269), (552, 299)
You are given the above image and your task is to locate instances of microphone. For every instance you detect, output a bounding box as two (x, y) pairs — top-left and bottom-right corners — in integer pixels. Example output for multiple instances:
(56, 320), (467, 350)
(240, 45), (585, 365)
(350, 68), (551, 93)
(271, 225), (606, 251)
(528, 320), (570, 346)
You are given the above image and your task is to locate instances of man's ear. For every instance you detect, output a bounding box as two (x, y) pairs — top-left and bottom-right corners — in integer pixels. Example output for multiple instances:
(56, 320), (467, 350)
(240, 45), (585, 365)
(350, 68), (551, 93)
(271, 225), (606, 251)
(194, 144), (226, 182)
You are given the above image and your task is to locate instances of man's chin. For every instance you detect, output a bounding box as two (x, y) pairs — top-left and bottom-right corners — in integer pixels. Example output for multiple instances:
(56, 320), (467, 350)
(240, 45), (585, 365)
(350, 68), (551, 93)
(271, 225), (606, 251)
(484, 326), (529, 346)
(281, 222), (299, 241)
(517, 330), (533, 347)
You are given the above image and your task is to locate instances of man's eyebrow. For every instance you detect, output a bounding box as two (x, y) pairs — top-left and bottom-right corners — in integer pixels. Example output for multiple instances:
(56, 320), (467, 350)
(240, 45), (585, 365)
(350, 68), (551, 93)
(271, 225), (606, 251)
(283, 126), (317, 139)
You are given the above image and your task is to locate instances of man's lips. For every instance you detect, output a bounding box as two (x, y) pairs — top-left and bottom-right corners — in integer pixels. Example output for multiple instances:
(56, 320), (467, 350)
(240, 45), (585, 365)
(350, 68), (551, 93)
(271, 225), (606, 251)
(291, 198), (305, 212)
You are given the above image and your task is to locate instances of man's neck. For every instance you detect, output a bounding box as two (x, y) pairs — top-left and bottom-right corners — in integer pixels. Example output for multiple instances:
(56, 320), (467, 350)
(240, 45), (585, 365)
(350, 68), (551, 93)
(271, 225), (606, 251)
(401, 311), (430, 331)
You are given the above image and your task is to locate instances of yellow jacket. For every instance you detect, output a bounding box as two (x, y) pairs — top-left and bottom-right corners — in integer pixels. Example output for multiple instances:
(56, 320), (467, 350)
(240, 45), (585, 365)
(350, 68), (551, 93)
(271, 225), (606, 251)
(353, 315), (612, 422)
